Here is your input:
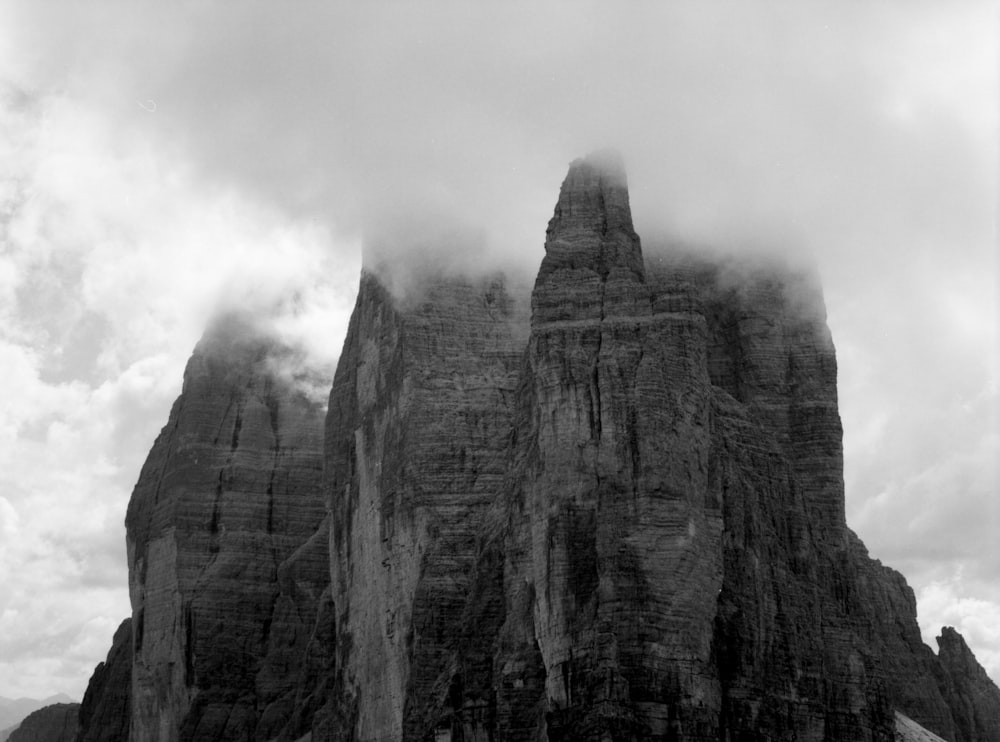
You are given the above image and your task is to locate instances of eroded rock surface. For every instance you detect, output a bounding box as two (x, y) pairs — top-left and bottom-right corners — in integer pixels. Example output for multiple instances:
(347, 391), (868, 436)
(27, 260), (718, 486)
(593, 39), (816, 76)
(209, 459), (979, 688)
(124, 315), (328, 742)
(78, 152), (1000, 742)
(325, 272), (528, 741)
(324, 152), (1000, 740)
(76, 618), (131, 742)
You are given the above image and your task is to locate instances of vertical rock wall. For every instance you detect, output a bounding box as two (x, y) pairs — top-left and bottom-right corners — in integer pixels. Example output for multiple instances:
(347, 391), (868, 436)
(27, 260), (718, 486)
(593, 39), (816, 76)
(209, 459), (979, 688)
(124, 315), (327, 742)
(934, 627), (1000, 741)
(76, 619), (131, 742)
(508, 155), (726, 738)
(84, 151), (1000, 742)
(325, 273), (527, 741)
(318, 152), (999, 741)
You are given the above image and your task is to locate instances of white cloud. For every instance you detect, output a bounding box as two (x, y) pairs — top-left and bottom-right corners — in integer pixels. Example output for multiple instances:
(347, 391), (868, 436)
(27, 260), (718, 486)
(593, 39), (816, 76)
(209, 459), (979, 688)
(0, 496), (20, 539)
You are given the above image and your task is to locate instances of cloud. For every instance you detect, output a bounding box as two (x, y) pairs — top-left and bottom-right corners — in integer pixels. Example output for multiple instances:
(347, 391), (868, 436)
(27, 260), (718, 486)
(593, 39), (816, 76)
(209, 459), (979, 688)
(9, 3), (992, 263)
(0, 0), (996, 696)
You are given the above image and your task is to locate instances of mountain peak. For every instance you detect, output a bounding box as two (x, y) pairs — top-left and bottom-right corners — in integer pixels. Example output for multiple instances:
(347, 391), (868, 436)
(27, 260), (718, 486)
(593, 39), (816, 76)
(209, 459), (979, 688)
(538, 149), (642, 284)
(75, 153), (1000, 742)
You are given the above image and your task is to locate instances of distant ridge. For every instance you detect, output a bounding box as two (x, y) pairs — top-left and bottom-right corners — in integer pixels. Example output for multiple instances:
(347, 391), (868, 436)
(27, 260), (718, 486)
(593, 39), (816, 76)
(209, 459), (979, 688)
(0, 696), (74, 742)
(6, 703), (78, 742)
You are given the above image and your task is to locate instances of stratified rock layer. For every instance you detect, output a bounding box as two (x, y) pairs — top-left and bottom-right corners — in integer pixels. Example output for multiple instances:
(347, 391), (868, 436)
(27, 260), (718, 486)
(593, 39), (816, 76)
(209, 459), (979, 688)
(325, 272), (528, 741)
(101, 152), (1000, 742)
(124, 315), (328, 742)
(76, 619), (131, 742)
(323, 152), (1000, 741)
(8, 704), (78, 742)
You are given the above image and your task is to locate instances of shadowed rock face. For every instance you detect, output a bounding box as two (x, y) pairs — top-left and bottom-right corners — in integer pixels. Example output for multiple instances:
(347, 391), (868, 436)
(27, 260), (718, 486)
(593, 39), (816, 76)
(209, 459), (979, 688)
(124, 315), (328, 742)
(514, 154), (727, 737)
(324, 272), (529, 741)
(76, 619), (131, 742)
(934, 627), (1000, 741)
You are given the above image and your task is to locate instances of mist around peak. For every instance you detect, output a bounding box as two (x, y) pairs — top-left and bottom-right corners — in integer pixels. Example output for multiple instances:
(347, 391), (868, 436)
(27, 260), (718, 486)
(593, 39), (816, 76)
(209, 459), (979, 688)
(194, 311), (334, 409)
(567, 149), (629, 184)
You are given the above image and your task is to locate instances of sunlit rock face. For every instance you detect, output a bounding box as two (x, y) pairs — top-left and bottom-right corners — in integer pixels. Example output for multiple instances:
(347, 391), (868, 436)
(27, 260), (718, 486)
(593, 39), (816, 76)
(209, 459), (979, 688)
(123, 315), (328, 742)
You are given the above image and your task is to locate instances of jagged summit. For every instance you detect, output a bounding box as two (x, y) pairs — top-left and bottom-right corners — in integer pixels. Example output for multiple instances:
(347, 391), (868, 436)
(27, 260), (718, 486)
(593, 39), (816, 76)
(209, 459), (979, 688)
(539, 149), (643, 286)
(534, 151), (646, 327)
(936, 626), (1000, 740)
(124, 317), (327, 742)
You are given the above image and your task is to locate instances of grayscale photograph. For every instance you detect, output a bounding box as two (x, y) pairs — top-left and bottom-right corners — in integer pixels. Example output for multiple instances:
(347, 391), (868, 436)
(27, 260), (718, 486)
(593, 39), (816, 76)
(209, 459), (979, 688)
(0, 3), (996, 741)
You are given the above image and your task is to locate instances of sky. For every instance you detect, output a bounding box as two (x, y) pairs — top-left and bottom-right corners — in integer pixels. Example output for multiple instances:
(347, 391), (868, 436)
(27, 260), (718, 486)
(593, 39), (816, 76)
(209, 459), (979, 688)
(0, 2), (996, 700)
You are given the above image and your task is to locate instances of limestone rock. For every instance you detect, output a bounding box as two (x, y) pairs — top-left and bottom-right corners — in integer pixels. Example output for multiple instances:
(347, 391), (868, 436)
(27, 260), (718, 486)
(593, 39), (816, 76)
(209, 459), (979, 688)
(93, 151), (1000, 741)
(76, 618), (131, 742)
(324, 152), (1000, 740)
(124, 314), (328, 742)
(7, 704), (78, 742)
(264, 516), (338, 742)
(934, 626), (1000, 741)
(325, 271), (528, 741)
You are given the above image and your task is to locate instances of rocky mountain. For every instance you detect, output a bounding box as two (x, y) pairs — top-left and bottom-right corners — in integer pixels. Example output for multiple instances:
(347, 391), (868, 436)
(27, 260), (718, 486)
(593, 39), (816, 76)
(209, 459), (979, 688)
(324, 266), (529, 740)
(0, 696), (75, 742)
(6, 704), (78, 742)
(77, 152), (1000, 740)
(123, 315), (329, 742)
(933, 628), (1000, 740)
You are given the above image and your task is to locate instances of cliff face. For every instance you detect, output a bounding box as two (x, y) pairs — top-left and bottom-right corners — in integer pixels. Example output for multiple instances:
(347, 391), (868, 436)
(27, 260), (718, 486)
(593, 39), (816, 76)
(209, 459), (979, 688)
(88, 152), (1000, 742)
(76, 619), (131, 742)
(472, 160), (880, 738)
(492, 156), (729, 738)
(322, 153), (998, 741)
(123, 315), (329, 742)
(324, 272), (528, 740)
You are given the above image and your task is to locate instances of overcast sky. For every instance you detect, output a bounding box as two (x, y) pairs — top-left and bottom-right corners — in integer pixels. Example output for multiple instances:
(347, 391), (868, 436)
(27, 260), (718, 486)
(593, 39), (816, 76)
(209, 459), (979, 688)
(0, 2), (996, 700)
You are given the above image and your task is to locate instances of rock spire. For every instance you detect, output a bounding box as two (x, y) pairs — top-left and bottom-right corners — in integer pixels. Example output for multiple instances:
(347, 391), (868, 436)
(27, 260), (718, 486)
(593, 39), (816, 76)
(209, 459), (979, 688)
(70, 154), (1000, 742)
